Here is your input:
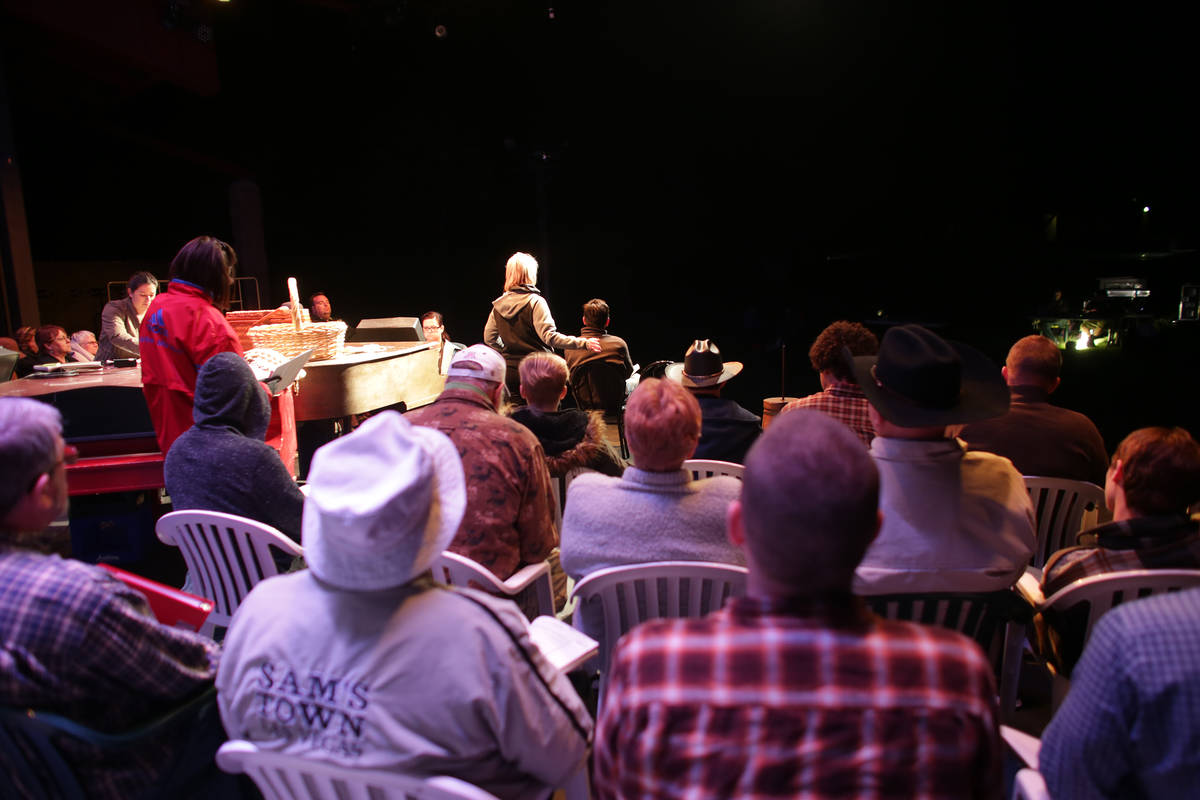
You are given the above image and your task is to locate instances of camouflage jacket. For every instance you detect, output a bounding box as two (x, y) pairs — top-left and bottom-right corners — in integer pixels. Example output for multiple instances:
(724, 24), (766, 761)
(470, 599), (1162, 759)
(406, 382), (557, 579)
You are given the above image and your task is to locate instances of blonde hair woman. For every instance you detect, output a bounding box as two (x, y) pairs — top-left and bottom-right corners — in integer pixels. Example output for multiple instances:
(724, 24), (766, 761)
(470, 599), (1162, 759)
(483, 251), (600, 397)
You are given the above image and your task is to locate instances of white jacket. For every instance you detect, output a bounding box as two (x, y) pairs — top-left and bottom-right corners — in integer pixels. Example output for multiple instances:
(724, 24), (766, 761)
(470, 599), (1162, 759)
(217, 573), (593, 799)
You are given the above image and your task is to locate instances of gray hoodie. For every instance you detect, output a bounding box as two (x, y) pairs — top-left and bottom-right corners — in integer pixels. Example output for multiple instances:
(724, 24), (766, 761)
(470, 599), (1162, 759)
(164, 352), (304, 550)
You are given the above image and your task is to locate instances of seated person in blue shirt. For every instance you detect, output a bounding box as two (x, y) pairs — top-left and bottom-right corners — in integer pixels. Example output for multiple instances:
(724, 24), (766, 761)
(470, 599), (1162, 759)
(1040, 587), (1200, 798)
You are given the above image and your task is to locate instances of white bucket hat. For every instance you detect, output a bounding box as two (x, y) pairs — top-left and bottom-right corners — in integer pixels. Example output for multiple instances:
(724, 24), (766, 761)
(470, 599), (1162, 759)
(302, 410), (466, 591)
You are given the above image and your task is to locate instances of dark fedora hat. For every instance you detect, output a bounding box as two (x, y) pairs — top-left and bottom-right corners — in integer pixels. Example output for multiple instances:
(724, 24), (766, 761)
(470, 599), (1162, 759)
(847, 325), (1009, 427)
(664, 339), (743, 388)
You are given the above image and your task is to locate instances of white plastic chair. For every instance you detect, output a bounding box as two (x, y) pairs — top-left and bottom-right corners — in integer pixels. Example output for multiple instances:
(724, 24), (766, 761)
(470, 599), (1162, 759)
(1012, 768), (1050, 800)
(1040, 568), (1200, 665)
(1023, 476), (1107, 568)
(569, 560), (748, 700)
(1038, 568), (1200, 707)
(216, 740), (500, 800)
(550, 467), (591, 537)
(681, 458), (745, 481)
(1000, 725), (1047, 800)
(862, 589), (1032, 723)
(156, 510), (303, 637)
(432, 551), (555, 621)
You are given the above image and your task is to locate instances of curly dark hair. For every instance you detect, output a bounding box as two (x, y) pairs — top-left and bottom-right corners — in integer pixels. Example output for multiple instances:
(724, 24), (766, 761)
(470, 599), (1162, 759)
(809, 321), (878, 382)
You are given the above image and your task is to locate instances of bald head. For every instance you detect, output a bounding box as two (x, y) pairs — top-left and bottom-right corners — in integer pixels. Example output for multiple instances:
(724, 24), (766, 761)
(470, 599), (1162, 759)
(1005, 335), (1061, 391)
(737, 410), (880, 595)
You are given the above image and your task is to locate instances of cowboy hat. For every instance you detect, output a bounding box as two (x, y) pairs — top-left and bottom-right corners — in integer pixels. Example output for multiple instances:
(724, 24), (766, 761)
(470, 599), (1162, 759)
(848, 324), (1009, 427)
(664, 339), (744, 388)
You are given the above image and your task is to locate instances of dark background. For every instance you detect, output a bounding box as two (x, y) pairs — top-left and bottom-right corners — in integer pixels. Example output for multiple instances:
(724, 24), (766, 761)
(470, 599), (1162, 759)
(2, 0), (1197, 445)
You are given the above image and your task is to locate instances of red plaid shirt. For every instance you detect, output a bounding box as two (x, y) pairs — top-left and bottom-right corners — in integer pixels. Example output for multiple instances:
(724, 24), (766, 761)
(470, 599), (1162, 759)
(783, 384), (874, 446)
(594, 596), (1000, 799)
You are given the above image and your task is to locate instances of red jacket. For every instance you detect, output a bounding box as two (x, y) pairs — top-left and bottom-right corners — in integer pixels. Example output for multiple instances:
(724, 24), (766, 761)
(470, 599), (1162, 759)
(139, 280), (242, 452)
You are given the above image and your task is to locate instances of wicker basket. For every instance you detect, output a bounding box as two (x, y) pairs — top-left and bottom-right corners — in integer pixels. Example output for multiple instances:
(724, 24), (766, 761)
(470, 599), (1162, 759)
(248, 320), (347, 361)
(227, 308), (311, 352)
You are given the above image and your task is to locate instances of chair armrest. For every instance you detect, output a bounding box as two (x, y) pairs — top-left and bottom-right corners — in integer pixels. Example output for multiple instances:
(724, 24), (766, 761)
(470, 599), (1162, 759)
(1016, 568), (1045, 607)
(1014, 768), (1050, 800)
(216, 740), (255, 775)
(1000, 724), (1042, 769)
(502, 561), (551, 593)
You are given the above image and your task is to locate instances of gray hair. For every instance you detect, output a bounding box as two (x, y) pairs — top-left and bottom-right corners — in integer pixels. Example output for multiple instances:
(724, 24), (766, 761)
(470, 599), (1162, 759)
(0, 398), (63, 516)
(741, 409), (880, 594)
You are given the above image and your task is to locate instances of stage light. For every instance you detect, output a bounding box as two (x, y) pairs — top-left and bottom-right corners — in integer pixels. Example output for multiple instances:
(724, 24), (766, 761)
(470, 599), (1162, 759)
(1143, 205), (1151, 213)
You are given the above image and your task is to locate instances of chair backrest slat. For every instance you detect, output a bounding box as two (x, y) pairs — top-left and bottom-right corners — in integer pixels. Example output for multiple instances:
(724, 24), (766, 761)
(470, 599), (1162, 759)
(1023, 476), (1106, 567)
(1040, 569), (1200, 676)
(681, 459), (745, 481)
(570, 561), (749, 688)
(156, 511), (302, 635)
(862, 589), (1033, 713)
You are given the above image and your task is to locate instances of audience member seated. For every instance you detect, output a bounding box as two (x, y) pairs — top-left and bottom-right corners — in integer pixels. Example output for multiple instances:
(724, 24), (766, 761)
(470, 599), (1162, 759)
(849, 324), (1036, 594)
(14, 325), (37, 358)
(33, 324), (71, 366)
(309, 291), (334, 322)
(665, 339), (761, 464)
(962, 334), (1108, 484)
(406, 344), (558, 583)
(97, 271), (158, 362)
(563, 298), (634, 400)
(1041, 426), (1200, 596)
(12, 325), (37, 378)
(593, 410), (1001, 798)
(216, 411), (592, 798)
(0, 397), (225, 799)
(781, 320), (878, 445)
(69, 330), (98, 362)
(510, 352), (623, 479)
(420, 310), (464, 374)
(561, 378), (743, 635)
(164, 353), (304, 571)
(1039, 587), (1200, 797)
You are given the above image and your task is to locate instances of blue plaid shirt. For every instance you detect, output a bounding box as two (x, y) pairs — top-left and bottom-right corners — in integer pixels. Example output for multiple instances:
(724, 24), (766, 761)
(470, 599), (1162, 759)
(0, 545), (220, 798)
(1040, 587), (1200, 798)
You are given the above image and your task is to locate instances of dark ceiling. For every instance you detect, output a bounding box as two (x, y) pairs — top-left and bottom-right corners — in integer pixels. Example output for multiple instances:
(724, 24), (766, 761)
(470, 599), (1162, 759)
(2, 1), (1197, 348)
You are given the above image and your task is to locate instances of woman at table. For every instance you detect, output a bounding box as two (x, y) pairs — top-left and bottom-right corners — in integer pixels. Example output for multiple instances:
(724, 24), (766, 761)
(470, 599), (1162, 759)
(14, 325), (37, 359)
(96, 271), (158, 362)
(420, 310), (465, 374)
(32, 325), (71, 366)
(12, 325), (38, 378)
(140, 236), (243, 453)
(483, 251), (601, 397)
